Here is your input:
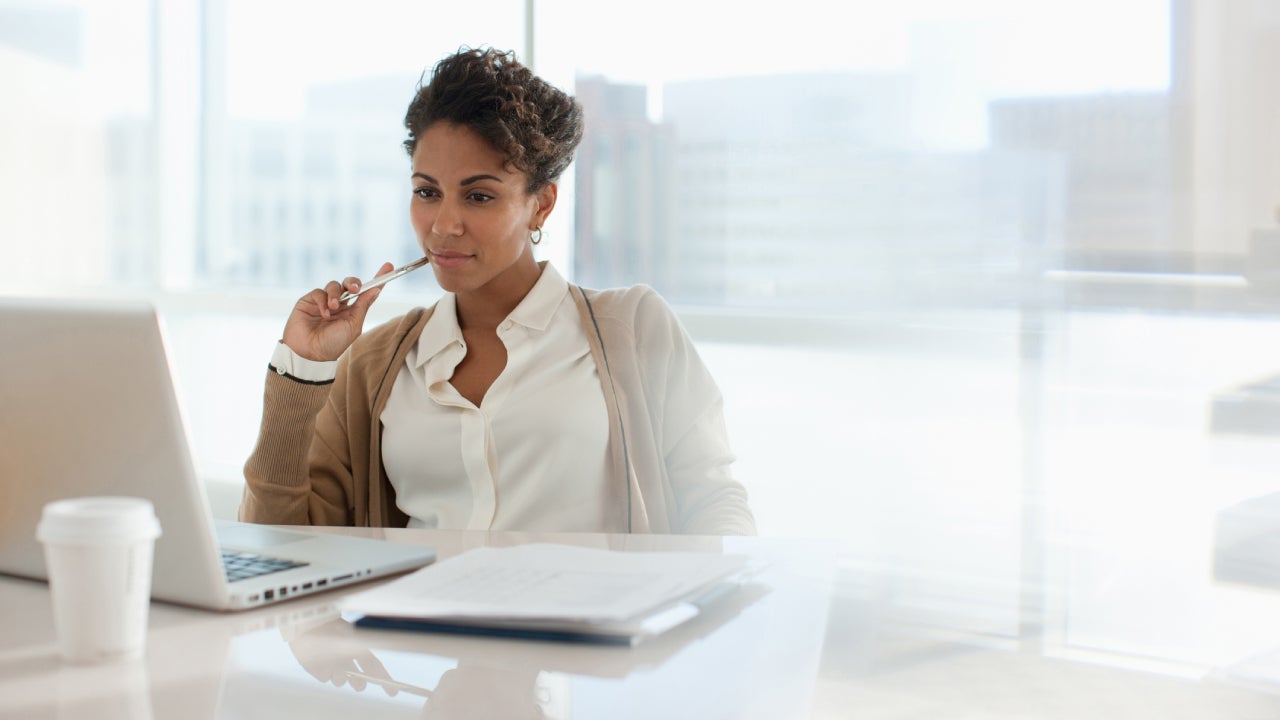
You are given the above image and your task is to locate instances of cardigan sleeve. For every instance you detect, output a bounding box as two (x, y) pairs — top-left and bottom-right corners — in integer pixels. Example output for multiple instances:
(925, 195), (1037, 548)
(633, 290), (758, 536)
(239, 309), (429, 529)
(238, 367), (356, 526)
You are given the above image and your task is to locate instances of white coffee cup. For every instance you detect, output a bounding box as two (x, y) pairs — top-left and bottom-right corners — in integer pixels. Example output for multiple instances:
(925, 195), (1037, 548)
(37, 497), (162, 664)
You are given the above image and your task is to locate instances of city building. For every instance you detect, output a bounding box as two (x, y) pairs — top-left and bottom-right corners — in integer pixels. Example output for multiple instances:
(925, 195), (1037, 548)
(573, 76), (676, 295)
(200, 74), (428, 293)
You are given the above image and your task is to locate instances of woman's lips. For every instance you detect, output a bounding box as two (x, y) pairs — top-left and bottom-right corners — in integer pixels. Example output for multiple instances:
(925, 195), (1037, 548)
(428, 249), (473, 269)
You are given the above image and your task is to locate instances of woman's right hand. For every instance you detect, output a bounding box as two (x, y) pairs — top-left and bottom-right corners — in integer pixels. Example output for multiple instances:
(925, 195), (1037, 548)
(282, 263), (394, 362)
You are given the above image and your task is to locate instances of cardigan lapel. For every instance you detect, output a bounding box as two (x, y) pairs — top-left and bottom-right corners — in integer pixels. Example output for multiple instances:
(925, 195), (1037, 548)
(570, 286), (653, 533)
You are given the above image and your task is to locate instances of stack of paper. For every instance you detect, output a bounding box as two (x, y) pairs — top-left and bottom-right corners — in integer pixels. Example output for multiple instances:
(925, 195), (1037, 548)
(339, 543), (755, 645)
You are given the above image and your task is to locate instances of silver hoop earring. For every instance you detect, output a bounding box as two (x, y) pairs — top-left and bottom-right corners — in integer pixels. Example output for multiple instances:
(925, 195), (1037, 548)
(530, 227), (543, 245)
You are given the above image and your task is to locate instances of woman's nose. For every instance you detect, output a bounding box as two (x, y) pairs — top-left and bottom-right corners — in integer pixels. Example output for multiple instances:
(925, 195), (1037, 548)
(431, 197), (464, 237)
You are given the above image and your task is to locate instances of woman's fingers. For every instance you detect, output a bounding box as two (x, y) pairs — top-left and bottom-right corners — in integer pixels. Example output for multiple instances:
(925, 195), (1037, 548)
(348, 263), (395, 311)
(321, 280), (347, 318)
(291, 288), (326, 318)
(283, 262), (400, 359)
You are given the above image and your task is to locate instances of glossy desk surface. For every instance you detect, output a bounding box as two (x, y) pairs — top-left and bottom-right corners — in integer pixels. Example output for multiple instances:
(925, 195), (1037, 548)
(2, 526), (1280, 719)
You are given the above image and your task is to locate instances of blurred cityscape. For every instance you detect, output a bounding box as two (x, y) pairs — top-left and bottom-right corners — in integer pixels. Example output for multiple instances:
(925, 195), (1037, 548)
(2, 1), (1278, 314)
(573, 2), (1279, 313)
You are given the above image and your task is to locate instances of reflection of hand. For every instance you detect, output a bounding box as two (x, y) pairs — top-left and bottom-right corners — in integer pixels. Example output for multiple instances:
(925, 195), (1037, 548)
(288, 640), (399, 697)
(282, 619), (550, 717)
(345, 650), (399, 696)
(282, 262), (394, 362)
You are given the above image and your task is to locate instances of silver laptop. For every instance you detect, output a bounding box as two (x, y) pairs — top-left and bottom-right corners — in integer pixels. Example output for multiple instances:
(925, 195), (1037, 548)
(0, 297), (436, 611)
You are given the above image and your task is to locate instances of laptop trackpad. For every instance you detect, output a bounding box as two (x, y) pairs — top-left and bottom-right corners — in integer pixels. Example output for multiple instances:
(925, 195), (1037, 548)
(217, 523), (313, 550)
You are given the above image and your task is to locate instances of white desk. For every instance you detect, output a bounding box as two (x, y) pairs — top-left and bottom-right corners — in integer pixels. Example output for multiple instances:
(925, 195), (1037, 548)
(2, 527), (1279, 719)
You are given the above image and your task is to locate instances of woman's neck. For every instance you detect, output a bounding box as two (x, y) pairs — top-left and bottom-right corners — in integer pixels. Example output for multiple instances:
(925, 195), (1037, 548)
(454, 258), (544, 332)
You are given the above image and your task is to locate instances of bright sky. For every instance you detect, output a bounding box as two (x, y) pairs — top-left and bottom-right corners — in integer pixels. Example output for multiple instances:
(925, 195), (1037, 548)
(537, 0), (1169, 94)
(223, 0), (1170, 120)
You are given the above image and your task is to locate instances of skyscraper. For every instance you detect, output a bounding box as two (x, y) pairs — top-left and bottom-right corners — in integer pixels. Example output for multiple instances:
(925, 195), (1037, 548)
(573, 76), (676, 294)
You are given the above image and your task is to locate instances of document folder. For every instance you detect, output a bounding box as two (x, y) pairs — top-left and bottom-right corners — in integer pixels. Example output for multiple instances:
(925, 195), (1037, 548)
(340, 544), (758, 646)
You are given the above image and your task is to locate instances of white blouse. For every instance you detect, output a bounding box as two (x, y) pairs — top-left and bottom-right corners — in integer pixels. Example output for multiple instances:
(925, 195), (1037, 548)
(273, 263), (613, 531)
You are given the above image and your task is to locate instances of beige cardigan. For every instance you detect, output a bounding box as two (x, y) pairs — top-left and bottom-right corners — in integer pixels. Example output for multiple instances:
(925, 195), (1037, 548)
(239, 284), (756, 536)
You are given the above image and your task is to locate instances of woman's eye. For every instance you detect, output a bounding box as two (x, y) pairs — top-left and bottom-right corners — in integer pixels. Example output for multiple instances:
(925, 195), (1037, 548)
(413, 187), (438, 200)
(468, 192), (494, 203)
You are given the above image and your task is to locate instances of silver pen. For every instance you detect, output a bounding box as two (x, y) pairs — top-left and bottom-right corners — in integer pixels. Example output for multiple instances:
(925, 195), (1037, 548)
(338, 256), (430, 304)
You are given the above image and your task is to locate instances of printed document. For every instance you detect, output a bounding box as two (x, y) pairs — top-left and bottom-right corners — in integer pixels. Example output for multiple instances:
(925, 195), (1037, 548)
(340, 543), (751, 625)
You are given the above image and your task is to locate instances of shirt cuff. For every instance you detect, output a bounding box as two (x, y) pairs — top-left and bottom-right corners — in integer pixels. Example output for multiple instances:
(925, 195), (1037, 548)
(269, 342), (338, 383)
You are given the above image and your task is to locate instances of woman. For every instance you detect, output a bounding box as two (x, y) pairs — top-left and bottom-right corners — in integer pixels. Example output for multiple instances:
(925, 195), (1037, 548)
(239, 47), (755, 535)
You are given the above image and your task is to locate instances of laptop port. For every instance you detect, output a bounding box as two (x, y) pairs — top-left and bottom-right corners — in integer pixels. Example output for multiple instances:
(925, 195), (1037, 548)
(264, 589), (274, 600)
(302, 582), (313, 590)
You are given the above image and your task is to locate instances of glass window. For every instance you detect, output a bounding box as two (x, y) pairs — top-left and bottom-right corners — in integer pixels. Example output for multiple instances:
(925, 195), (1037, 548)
(6, 0), (1280, 671)
(0, 0), (155, 291)
(536, 0), (1175, 311)
(537, 0), (1280, 659)
(200, 0), (525, 294)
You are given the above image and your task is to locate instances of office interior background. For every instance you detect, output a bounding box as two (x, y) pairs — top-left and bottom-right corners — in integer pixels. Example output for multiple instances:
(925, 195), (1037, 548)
(4, 0), (1280, 676)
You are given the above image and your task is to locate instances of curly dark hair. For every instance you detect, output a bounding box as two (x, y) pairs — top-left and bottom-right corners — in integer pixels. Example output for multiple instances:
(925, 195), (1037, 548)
(403, 47), (585, 193)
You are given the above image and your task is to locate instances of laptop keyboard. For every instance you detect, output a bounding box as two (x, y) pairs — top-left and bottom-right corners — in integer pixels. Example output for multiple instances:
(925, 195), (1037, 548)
(221, 550), (309, 583)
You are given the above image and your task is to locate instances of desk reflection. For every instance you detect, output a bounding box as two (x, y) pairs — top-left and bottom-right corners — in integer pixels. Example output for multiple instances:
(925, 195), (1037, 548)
(218, 578), (788, 720)
(289, 624), (559, 720)
(0, 532), (833, 719)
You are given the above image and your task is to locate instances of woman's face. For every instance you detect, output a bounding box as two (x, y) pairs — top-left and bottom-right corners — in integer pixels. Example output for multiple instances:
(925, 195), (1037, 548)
(409, 122), (555, 296)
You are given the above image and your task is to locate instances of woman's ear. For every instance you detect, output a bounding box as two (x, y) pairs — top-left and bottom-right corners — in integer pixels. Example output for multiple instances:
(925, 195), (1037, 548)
(531, 182), (558, 229)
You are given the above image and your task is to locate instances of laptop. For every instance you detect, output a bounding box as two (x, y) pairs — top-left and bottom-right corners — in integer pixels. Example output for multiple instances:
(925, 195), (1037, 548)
(0, 297), (436, 611)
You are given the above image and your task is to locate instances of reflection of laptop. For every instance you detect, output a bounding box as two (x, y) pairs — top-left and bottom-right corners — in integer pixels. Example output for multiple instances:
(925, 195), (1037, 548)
(0, 298), (436, 611)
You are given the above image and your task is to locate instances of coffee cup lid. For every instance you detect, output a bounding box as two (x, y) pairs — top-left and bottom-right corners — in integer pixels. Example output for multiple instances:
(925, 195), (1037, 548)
(36, 497), (163, 545)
